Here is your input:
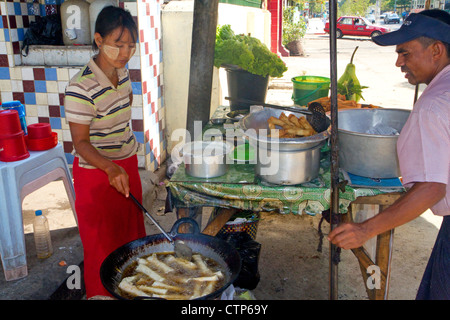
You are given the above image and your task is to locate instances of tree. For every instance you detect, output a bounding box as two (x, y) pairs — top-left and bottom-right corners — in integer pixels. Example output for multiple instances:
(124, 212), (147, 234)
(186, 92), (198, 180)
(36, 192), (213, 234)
(283, 6), (307, 46)
(381, 0), (411, 13)
(293, 0), (327, 16)
(339, 0), (371, 16)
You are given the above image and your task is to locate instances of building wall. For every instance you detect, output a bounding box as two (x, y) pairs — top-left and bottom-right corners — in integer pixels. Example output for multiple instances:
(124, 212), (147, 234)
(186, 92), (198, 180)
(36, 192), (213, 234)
(0, 0), (164, 171)
(410, 0), (448, 11)
(135, 0), (165, 170)
(161, 1), (271, 153)
(267, 0), (287, 56)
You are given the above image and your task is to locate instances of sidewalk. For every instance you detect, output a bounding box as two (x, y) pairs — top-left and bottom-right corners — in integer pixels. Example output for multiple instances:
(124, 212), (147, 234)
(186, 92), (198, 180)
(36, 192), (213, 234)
(306, 17), (327, 35)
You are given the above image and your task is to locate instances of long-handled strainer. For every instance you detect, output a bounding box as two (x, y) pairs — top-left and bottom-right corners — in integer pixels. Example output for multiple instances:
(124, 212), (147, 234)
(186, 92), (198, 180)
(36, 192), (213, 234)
(129, 193), (193, 260)
(225, 97), (330, 133)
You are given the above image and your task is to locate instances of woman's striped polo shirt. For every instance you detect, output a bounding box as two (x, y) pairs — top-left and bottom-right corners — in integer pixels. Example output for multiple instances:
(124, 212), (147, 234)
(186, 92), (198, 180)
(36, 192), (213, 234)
(64, 57), (139, 168)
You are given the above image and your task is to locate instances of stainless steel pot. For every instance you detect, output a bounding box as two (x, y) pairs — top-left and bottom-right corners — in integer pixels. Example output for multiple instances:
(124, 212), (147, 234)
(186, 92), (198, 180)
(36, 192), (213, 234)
(240, 107), (330, 185)
(338, 108), (411, 178)
(256, 141), (325, 185)
(182, 141), (234, 178)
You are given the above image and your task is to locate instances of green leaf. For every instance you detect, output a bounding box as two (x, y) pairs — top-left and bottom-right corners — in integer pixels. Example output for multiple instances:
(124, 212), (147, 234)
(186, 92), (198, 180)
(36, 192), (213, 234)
(337, 78), (368, 101)
(214, 25), (287, 78)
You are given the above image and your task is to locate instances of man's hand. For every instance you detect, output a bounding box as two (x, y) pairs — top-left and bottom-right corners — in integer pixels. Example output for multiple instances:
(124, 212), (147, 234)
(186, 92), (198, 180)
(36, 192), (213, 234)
(328, 182), (446, 250)
(328, 222), (370, 250)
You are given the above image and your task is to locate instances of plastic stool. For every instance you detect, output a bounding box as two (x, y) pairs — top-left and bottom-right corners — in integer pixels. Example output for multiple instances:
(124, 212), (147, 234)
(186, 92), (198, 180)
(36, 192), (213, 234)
(0, 143), (77, 281)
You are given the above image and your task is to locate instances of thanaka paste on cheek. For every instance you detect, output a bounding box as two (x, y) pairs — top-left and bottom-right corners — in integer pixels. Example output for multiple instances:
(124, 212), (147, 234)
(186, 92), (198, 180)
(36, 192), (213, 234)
(129, 47), (136, 59)
(103, 45), (120, 60)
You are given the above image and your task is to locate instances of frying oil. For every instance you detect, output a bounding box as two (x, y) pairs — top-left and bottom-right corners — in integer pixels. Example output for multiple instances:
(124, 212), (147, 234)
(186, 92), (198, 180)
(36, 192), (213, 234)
(120, 252), (225, 299)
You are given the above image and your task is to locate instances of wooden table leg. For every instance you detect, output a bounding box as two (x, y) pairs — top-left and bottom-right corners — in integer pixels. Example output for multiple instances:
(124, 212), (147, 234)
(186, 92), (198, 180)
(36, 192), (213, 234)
(175, 207), (200, 233)
(373, 205), (395, 300)
(176, 207), (236, 236)
(349, 229), (394, 300)
(351, 246), (377, 300)
(177, 207), (190, 219)
(202, 208), (237, 236)
(344, 204), (395, 300)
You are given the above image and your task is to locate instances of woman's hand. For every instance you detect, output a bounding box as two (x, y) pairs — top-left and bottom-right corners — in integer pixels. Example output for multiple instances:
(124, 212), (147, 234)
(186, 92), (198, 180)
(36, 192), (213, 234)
(69, 122), (130, 197)
(104, 163), (130, 197)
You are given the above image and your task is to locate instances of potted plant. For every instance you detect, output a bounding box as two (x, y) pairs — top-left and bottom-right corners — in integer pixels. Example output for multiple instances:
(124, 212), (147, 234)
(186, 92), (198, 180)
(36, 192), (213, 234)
(282, 6), (307, 56)
(214, 24), (287, 111)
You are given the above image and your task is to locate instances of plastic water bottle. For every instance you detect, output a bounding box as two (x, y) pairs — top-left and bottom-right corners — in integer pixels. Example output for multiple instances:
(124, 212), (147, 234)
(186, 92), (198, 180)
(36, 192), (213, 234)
(33, 210), (53, 259)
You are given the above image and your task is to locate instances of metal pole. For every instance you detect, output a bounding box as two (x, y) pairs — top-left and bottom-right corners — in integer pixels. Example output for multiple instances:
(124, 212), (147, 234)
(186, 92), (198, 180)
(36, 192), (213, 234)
(186, 0), (220, 139)
(328, 0), (339, 301)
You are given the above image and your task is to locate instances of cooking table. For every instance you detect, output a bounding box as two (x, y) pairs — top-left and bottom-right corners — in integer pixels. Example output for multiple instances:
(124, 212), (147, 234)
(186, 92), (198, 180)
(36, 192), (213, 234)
(167, 106), (405, 300)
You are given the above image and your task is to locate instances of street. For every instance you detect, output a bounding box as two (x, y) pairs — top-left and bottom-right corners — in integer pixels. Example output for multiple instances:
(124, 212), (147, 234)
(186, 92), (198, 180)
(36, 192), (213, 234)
(270, 19), (419, 110)
(307, 17), (402, 35)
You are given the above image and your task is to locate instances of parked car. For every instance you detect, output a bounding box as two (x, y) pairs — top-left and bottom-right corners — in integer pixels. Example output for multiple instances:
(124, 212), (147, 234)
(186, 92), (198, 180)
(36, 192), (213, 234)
(324, 16), (390, 40)
(384, 13), (400, 24)
(365, 13), (376, 24)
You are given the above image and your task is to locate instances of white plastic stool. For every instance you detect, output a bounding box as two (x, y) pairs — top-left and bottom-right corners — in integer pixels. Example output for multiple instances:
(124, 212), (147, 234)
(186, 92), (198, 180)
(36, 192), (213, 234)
(0, 143), (77, 281)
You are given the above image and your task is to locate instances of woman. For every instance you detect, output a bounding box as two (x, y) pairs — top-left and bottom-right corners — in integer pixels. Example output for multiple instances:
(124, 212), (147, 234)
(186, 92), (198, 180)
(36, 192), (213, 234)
(64, 6), (146, 298)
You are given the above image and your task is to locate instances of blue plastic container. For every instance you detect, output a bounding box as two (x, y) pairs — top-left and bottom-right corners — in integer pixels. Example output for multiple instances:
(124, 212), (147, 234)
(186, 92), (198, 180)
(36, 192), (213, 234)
(1, 101), (27, 135)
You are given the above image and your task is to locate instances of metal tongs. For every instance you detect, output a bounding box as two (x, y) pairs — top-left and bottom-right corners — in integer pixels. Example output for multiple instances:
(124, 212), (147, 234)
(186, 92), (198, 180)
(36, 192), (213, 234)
(225, 97), (330, 133)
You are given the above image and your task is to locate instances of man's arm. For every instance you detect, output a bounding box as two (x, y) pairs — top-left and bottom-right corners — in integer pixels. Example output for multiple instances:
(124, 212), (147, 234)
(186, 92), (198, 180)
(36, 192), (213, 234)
(328, 181), (446, 249)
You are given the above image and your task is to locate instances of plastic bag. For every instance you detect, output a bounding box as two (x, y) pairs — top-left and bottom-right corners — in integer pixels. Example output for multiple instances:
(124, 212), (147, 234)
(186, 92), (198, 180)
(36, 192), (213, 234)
(22, 14), (63, 56)
(217, 232), (261, 290)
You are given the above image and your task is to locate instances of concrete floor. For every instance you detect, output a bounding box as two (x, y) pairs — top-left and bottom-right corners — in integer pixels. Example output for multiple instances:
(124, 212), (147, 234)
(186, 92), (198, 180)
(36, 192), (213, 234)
(0, 166), (169, 300)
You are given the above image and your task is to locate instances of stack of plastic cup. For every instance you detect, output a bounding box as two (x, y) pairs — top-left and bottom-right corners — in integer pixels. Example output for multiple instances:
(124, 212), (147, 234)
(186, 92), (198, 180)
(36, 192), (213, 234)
(0, 109), (30, 162)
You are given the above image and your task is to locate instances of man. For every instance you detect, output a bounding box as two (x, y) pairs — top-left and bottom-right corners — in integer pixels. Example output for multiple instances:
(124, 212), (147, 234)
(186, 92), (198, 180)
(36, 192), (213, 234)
(328, 9), (450, 300)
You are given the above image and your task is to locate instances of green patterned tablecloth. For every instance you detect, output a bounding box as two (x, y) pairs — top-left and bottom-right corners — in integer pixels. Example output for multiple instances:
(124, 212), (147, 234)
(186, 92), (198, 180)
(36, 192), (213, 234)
(168, 150), (405, 215)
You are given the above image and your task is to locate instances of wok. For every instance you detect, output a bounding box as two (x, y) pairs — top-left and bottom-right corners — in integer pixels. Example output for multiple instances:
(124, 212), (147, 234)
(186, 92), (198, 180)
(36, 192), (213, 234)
(100, 218), (242, 300)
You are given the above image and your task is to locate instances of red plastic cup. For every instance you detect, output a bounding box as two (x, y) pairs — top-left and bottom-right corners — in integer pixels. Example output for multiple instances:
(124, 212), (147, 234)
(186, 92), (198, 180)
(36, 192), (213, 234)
(27, 123), (52, 139)
(0, 110), (22, 135)
(0, 131), (30, 162)
(25, 132), (58, 151)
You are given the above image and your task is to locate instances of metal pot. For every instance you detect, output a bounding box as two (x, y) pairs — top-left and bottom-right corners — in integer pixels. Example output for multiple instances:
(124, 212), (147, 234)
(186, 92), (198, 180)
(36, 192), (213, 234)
(338, 108), (411, 178)
(182, 141), (234, 178)
(256, 141), (325, 185)
(240, 107), (329, 185)
(100, 218), (241, 300)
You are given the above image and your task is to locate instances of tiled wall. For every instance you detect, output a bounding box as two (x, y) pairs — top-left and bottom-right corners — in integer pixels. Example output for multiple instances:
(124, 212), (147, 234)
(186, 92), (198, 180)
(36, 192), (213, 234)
(0, 0), (165, 171)
(134, 0), (165, 170)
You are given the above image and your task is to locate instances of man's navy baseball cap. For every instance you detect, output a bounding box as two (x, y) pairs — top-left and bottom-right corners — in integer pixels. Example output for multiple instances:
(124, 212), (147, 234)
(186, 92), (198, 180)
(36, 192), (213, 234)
(373, 9), (450, 46)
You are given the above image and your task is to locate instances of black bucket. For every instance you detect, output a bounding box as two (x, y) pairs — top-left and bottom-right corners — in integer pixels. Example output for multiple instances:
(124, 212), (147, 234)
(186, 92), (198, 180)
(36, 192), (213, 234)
(226, 68), (269, 111)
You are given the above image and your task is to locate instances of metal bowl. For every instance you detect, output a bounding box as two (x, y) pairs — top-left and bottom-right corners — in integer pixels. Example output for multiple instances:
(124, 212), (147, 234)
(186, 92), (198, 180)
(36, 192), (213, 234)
(338, 108), (411, 178)
(239, 107), (330, 151)
(239, 107), (330, 185)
